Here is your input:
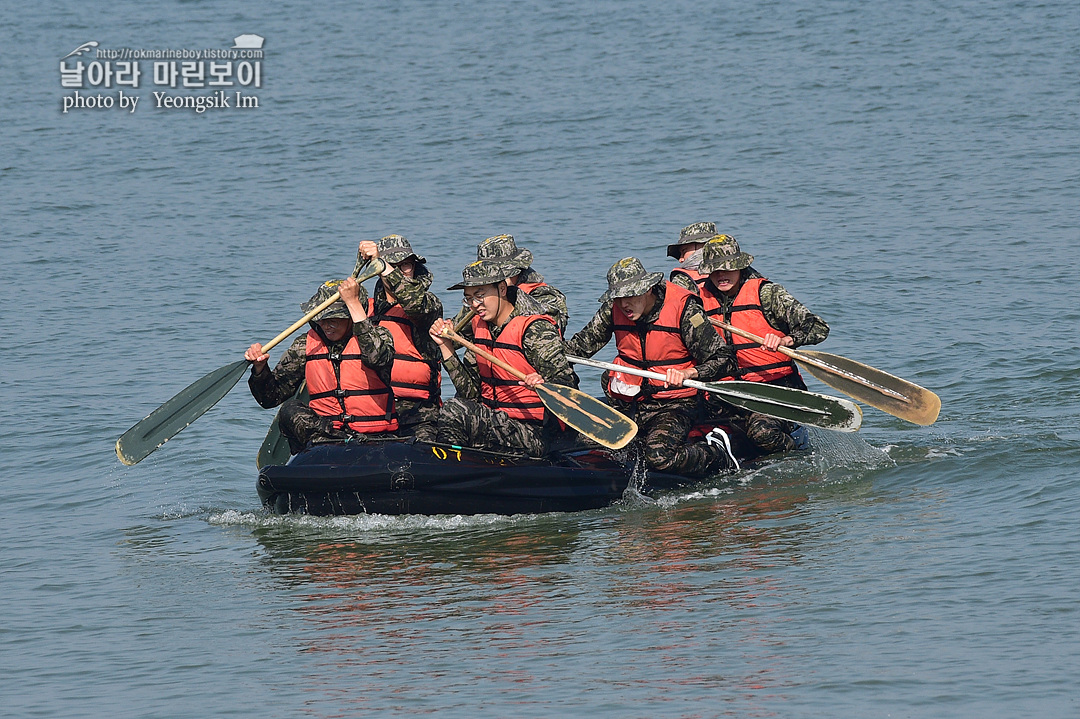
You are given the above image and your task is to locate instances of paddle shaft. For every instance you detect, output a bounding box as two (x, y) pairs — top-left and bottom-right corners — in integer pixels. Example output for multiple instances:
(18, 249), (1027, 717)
(443, 328), (529, 381)
(566, 355), (826, 416)
(708, 318), (910, 403)
(259, 258), (385, 354)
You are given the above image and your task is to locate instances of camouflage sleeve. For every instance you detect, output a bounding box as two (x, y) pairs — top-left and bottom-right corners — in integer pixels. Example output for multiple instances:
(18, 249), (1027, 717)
(248, 335), (307, 408)
(563, 303), (615, 358)
(759, 282), (830, 347)
(528, 285), (570, 334)
(442, 346), (481, 399)
(522, 319), (578, 388)
(682, 297), (736, 382)
(668, 270), (700, 295)
(382, 270), (443, 323)
(352, 318), (396, 370)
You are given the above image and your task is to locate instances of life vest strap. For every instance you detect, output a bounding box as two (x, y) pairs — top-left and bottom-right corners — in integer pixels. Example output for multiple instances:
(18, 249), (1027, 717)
(306, 352), (364, 362)
(620, 354), (694, 368)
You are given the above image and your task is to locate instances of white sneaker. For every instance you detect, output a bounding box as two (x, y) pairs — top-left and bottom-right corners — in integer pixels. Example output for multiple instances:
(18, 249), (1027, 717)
(704, 427), (740, 472)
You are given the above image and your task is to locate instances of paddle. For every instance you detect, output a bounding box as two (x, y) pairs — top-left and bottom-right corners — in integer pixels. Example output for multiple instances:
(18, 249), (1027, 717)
(116, 260), (387, 466)
(566, 355), (862, 432)
(708, 318), (941, 425)
(440, 327), (638, 450)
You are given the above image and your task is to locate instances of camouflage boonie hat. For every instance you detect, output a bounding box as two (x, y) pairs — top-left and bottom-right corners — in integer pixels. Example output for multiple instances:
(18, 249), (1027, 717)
(697, 234), (754, 273)
(374, 234), (426, 265)
(301, 279), (366, 322)
(599, 257), (665, 303)
(476, 234), (533, 272)
(667, 221), (717, 259)
(447, 259), (512, 290)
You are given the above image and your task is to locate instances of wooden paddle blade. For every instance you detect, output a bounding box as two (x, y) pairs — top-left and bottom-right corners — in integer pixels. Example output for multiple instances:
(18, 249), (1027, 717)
(535, 383), (638, 450)
(256, 382), (308, 469)
(116, 359), (250, 466)
(709, 380), (863, 432)
(797, 351), (941, 425)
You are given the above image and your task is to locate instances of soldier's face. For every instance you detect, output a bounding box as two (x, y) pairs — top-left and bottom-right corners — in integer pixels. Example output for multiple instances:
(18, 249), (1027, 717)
(317, 317), (351, 342)
(710, 269), (741, 295)
(678, 242), (704, 262)
(463, 283), (504, 321)
(394, 260), (415, 278)
(617, 292), (654, 321)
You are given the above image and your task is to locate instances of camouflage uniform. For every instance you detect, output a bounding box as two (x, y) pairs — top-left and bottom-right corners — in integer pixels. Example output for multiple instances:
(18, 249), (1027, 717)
(438, 260), (577, 457)
(363, 235), (444, 442)
(449, 234), (569, 334)
(696, 235), (830, 453)
(565, 258), (738, 477)
(249, 281), (397, 454)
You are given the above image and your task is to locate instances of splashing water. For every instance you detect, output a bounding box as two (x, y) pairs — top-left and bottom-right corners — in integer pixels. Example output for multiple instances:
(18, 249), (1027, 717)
(804, 427), (895, 473)
(615, 443), (657, 507)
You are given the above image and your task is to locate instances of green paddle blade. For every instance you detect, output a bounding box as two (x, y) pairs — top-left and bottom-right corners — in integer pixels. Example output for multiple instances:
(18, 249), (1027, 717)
(116, 359), (250, 466)
(535, 383), (638, 450)
(255, 412), (291, 470)
(256, 382), (308, 469)
(797, 350), (941, 426)
(705, 379), (863, 432)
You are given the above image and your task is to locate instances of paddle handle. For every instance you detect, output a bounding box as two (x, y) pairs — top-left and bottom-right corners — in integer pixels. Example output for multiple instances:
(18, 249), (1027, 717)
(258, 259), (385, 354)
(442, 328), (528, 382)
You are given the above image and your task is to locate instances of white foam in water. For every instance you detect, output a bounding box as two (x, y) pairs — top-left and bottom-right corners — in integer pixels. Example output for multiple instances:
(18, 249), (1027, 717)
(648, 428), (895, 507)
(207, 508), (526, 534)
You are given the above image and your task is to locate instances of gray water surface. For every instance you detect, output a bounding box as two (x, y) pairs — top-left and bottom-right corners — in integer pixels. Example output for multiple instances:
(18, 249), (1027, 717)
(3, 0), (1078, 716)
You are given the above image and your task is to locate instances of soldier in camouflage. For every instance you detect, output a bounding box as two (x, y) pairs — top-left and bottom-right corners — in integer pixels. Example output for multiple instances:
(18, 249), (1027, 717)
(356, 235), (443, 441)
(430, 259), (578, 457)
(668, 221), (765, 294)
(449, 234), (569, 336)
(564, 257), (739, 478)
(245, 278), (397, 454)
(696, 234), (830, 453)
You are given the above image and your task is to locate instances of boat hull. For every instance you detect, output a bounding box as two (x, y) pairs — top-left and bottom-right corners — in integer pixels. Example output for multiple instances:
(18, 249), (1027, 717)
(256, 425), (808, 516)
(257, 439), (641, 516)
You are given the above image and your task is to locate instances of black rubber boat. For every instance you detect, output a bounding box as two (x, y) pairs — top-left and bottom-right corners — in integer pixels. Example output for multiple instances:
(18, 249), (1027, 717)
(257, 438), (645, 516)
(256, 424), (808, 516)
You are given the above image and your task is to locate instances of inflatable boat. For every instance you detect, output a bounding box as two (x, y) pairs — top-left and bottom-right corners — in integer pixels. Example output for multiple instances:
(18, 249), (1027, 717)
(256, 424), (808, 516)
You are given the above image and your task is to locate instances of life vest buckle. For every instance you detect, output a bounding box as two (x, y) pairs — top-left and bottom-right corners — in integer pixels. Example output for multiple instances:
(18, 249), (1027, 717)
(334, 388), (347, 398)
(329, 352), (341, 361)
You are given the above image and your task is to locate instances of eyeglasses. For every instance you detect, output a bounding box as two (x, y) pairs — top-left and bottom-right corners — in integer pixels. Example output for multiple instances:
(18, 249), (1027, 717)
(462, 291), (492, 307)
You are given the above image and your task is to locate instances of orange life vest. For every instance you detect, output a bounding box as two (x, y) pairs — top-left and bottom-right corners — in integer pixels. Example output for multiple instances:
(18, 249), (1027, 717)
(669, 266), (709, 293)
(515, 280), (548, 294)
(473, 313), (553, 423)
(700, 277), (797, 383)
(305, 329), (399, 433)
(610, 282), (697, 400)
(368, 298), (441, 402)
